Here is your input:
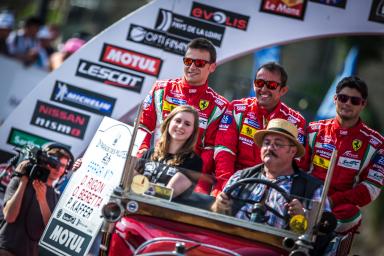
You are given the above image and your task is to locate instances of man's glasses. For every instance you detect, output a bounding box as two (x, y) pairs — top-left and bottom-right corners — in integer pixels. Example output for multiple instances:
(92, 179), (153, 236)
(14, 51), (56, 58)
(262, 140), (294, 149)
(336, 94), (364, 106)
(254, 79), (281, 90)
(183, 57), (211, 68)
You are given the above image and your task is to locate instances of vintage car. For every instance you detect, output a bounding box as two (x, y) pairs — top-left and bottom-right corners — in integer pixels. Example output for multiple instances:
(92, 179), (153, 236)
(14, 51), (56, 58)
(98, 155), (354, 256)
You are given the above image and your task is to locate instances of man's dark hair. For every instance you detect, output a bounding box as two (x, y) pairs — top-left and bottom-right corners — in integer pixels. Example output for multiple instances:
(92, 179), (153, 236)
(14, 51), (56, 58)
(187, 38), (217, 63)
(24, 16), (42, 28)
(256, 62), (288, 87)
(336, 76), (368, 100)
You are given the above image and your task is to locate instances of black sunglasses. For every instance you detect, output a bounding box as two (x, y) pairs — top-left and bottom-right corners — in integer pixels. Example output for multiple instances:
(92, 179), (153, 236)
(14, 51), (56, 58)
(254, 79), (281, 90)
(336, 94), (364, 105)
(183, 57), (211, 68)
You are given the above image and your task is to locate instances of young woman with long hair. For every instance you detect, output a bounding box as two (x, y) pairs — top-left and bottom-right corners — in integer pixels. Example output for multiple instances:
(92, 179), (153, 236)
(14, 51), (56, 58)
(139, 105), (202, 198)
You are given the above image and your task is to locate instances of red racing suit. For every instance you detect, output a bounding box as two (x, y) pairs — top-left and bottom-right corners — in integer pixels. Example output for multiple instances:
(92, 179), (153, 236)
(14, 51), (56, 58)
(139, 77), (228, 193)
(303, 118), (384, 233)
(213, 98), (306, 196)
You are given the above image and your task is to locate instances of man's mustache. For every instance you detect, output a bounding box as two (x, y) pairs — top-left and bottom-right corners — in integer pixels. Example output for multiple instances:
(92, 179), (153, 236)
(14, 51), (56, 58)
(264, 150), (277, 158)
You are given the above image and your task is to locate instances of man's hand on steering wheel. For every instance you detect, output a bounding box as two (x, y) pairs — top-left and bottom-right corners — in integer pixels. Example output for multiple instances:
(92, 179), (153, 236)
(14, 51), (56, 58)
(225, 178), (294, 222)
(285, 198), (305, 216)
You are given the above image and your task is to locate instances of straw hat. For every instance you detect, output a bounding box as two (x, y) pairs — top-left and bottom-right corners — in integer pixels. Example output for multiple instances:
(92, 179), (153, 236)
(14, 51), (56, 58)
(253, 118), (305, 157)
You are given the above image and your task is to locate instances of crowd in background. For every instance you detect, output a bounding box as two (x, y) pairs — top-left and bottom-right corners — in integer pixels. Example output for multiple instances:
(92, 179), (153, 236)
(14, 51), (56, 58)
(0, 9), (86, 71)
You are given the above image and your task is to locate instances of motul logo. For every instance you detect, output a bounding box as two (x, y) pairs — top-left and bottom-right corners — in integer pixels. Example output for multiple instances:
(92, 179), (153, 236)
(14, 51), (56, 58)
(100, 44), (162, 77)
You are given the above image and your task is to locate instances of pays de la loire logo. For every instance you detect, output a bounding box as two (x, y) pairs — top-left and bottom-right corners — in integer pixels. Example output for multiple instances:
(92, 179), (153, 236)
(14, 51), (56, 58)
(352, 139), (362, 151)
(199, 100), (209, 110)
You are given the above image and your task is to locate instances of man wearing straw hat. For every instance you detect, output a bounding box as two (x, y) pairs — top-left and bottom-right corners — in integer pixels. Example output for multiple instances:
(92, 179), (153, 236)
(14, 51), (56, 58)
(212, 119), (330, 229)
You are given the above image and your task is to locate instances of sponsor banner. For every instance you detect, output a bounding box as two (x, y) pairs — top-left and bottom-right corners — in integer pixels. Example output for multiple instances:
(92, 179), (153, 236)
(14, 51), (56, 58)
(190, 2), (250, 31)
(40, 218), (92, 256)
(369, 0), (384, 24)
(40, 117), (145, 256)
(260, 0), (308, 20)
(127, 24), (189, 56)
(76, 59), (144, 92)
(7, 128), (69, 149)
(30, 101), (90, 139)
(100, 44), (163, 77)
(155, 9), (226, 47)
(50, 80), (116, 116)
(310, 0), (347, 9)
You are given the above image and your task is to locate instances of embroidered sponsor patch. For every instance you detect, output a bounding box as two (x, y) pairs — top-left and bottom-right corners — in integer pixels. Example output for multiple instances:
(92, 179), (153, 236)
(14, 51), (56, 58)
(315, 142), (336, 151)
(199, 117), (208, 129)
(143, 95), (152, 109)
(162, 101), (178, 112)
(367, 169), (384, 184)
(298, 133), (305, 145)
(239, 136), (254, 146)
(313, 155), (330, 169)
(199, 99), (209, 110)
(240, 124), (257, 139)
(352, 139), (362, 151)
(337, 156), (361, 170)
(235, 104), (246, 111)
(369, 137), (380, 147)
(343, 150), (359, 158)
(244, 118), (260, 129)
(220, 114), (232, 125)
(316, 149), (332, 158)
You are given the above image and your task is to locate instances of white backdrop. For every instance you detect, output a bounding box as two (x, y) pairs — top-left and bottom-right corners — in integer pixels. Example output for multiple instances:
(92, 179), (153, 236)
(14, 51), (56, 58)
(0, 0), (383, 158)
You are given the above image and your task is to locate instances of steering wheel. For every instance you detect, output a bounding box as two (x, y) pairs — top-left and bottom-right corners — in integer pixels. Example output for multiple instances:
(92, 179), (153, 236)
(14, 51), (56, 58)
(225, 178), (292, 222)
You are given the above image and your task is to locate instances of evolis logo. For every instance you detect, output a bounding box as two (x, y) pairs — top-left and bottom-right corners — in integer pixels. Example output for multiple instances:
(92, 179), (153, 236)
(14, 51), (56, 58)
(76, 59), (144, 92)
(190, 2), (249, 31)
(155, 9), (225, 47)
(100, 44), (163, 77)
(51, 80), (116, 116)
(128, 24), (189, 56)
(30, 101), (90, 139)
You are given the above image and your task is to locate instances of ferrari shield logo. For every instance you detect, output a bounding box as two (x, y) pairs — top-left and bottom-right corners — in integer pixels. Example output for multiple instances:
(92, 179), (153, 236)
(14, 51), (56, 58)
(352, 139), (362, 151)
(199, 100), (209, 110)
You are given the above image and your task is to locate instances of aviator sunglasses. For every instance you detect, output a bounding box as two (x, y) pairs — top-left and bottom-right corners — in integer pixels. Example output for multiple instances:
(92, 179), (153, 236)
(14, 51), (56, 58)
(183, 57), (211, 68)
(336, 94), (364, 105)
(254, 79), (281, 90)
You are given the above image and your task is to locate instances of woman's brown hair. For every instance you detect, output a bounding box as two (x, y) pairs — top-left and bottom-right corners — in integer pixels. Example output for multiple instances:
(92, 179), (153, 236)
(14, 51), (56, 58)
(151, 105), (199, 165)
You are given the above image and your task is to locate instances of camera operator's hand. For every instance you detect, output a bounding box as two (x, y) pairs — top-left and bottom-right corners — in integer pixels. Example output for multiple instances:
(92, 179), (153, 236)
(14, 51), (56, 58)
(32, 180), (47, 202)
(32, 180), (51, 225)
(14, 160), (31, 177)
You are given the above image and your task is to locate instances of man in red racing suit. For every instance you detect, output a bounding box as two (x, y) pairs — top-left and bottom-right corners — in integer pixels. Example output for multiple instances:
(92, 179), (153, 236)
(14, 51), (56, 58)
(213, 62), (306, 196)
(303, 76), (384, 235)
(138, 38), (228, 193)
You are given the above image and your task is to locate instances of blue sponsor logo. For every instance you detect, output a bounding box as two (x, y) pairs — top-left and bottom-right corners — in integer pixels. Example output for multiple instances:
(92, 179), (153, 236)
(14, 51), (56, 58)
(316, 142), (335, 151)
(374, 154), (384, 167)
(167, 97), (186, 105)
(246, 119), (260, 128)
(220, 114), (232, 124)
(51, 81), (116, 116)
(143, 95), (152, 109)
(298, 134), (305, 145)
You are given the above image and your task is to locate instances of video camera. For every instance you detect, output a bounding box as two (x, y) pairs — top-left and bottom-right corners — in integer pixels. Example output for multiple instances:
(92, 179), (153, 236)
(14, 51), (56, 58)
(13, 145), (62, 183)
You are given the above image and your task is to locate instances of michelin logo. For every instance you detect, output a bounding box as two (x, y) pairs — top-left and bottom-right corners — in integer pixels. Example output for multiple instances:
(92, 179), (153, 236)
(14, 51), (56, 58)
(51, 81), (116, 116)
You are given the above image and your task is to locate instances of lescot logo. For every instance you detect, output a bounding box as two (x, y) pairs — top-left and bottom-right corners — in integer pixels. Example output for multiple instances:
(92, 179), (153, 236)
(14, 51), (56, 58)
(352, 139), (362, 151)
(199, 100), (209, 110)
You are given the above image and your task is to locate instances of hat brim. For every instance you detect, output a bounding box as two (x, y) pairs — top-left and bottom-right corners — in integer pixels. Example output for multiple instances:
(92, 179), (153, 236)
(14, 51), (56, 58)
(254, 130), (305, 158)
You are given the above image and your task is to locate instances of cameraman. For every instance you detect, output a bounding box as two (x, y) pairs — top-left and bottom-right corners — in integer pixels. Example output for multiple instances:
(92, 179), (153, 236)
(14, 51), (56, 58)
(0, 145), (72, 256)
